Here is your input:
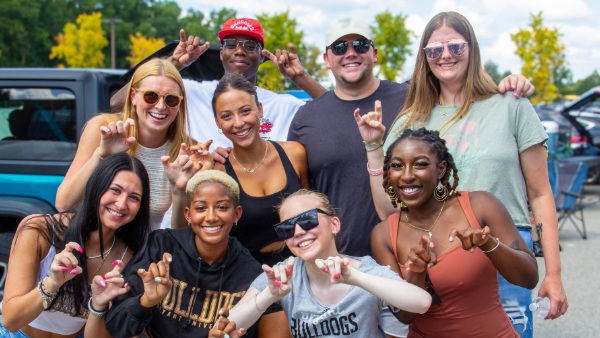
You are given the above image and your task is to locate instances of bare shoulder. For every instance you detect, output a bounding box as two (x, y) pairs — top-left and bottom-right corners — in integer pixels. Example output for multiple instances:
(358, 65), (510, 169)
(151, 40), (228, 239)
(278, 141), (306, 158)
(371, 219), (391, 246)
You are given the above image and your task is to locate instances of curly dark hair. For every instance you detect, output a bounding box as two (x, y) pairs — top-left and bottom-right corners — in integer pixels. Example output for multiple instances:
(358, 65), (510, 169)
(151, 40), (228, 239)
(382, 128), (460, 208)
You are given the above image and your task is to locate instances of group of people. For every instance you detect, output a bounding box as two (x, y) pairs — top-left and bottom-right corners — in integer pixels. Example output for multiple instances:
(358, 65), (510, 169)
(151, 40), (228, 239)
(0, 10), (567, 338)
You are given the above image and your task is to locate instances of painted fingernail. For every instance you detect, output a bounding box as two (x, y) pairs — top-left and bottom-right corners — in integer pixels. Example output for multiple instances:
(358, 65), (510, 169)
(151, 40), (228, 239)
(224, 334), (230, 338)
(124, 282), (129, 288)
(102, 275), (109, 281)
(154, 277), (161, 283)
(333, 273), (340, 280)
(287, 268), (293, 275)
(60, 267), (69, 271)
(99, 280), (106, 287)
(268, 268), (273, 273)
(112, 260), (119, 266)
(323, 268), (330, 273)
(274, 280), (282, 287)
(70, 268), (78, 275)
(167, 257), (172, 263)
(77, 247), (84, 253)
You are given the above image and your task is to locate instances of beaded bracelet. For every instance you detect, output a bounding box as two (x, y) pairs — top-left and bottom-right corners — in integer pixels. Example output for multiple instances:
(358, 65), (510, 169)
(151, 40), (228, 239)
(40, 276), (58, 297)
(363, 140), (383, 148)
(481, 236), (500, 253)
(254, 293), (266, 312)
(88, 297), (108, 316)
(367, 163), (384, 176)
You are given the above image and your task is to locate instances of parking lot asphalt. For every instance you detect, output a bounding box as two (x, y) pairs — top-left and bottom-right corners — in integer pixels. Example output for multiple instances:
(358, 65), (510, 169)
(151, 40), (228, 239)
(533, 184), (600, 338)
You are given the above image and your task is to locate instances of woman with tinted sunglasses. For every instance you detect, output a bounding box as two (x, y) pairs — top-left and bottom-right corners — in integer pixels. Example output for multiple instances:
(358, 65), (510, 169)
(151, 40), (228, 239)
(57, 58), (210, 231)
(221, 189), (432, 338)
(370, 128), (538, 337)
(356, 11), (566, 337)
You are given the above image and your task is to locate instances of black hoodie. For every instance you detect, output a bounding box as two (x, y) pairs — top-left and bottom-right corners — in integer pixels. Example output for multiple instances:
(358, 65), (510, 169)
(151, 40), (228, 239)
(105, 227), (262, 337)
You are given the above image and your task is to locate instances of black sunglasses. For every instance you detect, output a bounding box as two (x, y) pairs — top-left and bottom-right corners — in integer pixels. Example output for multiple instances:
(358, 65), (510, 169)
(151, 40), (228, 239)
(327, 39), (373, 56)
(274, 208), (331, 240)
(222, 38), (261, 52)
(135, 89), (182, 108)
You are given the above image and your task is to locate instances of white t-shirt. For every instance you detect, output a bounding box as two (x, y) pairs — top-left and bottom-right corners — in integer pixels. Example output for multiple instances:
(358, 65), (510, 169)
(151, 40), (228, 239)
(183, 79), (305, 149)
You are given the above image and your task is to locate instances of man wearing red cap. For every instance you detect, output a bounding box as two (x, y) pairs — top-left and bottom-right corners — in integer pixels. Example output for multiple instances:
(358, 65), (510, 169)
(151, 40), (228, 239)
(172, 18), (325, 149)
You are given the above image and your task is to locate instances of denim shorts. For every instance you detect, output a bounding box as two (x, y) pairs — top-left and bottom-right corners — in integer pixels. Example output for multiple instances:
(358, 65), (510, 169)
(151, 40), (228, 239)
(498, 227), (533, 338)
(0, 318), (31, 338)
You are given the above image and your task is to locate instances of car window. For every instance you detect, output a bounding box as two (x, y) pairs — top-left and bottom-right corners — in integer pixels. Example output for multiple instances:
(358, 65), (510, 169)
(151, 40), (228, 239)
(0, 87), (77, 161)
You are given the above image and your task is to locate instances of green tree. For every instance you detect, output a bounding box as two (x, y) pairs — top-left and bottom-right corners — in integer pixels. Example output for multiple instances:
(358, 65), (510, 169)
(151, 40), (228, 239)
(511, 12), (566, 104)
(256, 10), (327, 91)
(178, 8), (237, 43)
(371, 11), (413, 81)
(566, 70), (600, 95)
(50, 12), (108, 68)
(484, 60), (511, 85)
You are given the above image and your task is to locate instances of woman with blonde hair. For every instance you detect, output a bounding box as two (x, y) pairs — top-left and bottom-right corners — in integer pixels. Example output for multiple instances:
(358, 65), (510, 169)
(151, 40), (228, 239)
(356, 11), (566, 337)
(56, 58), (202, 230)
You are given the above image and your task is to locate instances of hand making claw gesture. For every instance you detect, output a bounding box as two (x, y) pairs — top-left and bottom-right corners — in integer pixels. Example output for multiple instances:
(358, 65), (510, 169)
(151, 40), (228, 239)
(449, 225), (494, 253)
(190, 139), (215, 171)
(315, 256), (352, 284)
(48, 242), (85, 291)
(262, 43), (306, 81)
(264, 257), (294, 297)
(354, 100), (386, 147)
(171, 29), (211, 71)
(97, 119), (136, 158)
(405, 236), (437, 273)
(209, 307), (246, 338)
(138, 253), (173, 308)
(162, 143), (202, 191)
(89, 260), (130, 313)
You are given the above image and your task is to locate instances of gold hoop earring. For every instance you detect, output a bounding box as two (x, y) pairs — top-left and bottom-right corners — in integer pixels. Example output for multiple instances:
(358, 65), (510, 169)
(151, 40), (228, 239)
(434, 182), (449, 202)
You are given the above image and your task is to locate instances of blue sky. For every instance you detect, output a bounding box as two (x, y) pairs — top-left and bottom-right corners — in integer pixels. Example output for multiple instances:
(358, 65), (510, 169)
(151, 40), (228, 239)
(175, 0), (600, 82)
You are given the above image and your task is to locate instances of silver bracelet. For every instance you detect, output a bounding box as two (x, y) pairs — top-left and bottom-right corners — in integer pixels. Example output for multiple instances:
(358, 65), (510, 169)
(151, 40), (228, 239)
(481, 236), (500, 253)
(88, 297), (108, 316)
(254, 293), (266, 312)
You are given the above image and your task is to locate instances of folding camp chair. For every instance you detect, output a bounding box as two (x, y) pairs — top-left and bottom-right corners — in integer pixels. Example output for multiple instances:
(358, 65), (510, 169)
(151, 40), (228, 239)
(548, 160), (589, 239)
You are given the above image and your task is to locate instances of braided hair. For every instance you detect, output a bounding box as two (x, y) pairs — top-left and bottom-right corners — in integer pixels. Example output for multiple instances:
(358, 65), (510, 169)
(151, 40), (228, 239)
(382, 128), (460, 207)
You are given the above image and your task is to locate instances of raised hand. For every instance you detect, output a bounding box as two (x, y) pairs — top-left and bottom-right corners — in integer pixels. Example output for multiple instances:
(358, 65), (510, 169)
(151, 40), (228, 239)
(139, 253), (173, 308)
(97, 119), (136, 158)
(171, 29), (211, 71)
(209, 307), (247, 338)
(47, 242), (84, 292)
(315, 256), (352, 284)
(497, 74), (535, 99)
(190, 139), (215, 171)
(262, 45), (305, 81)
(449, 225), (492, 253)
(353, 100), (386, 146)
(264, 257), (294, 297)
(162, 143), (201, 191)
(405, 235), (437, 273)
(89, 260), (129, 312)
(211, 146), (232, 165)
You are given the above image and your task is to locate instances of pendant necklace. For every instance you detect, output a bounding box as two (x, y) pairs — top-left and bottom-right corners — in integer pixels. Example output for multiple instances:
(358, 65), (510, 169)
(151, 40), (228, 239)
(404, 199), (446, 238)
(231, 140), (268, 174)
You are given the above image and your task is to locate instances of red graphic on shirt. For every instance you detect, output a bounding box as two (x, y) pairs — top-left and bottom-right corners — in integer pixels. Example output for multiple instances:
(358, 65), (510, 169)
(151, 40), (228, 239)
(259, 119), (273, 134)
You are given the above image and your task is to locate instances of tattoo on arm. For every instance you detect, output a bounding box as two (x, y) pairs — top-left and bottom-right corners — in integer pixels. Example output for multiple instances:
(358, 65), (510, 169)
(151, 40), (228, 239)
(536, 223), (543, 238)
(510, 240), (520, 250)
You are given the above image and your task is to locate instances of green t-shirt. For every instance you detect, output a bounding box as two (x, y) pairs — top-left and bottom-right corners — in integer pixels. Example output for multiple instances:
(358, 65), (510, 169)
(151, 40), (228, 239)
(384, 93), (548, 227)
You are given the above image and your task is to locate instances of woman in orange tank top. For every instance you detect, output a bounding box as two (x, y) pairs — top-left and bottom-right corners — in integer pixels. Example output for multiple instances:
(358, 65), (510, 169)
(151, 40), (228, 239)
(369, 128), (539, 337)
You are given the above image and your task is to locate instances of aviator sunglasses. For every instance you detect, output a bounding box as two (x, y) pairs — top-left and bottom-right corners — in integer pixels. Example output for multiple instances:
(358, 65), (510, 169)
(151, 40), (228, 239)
(423, 39), (469, 60)
(135, 89), (183, 108)
(222, 38), (261, 52)
(327, 39), (373, 56)
(274, 208), (331, 240)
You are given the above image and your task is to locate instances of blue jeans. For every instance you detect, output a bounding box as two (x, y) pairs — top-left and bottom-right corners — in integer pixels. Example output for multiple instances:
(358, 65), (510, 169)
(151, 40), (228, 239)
(0, 318), (31, 338)
(498, 227), (533, 338)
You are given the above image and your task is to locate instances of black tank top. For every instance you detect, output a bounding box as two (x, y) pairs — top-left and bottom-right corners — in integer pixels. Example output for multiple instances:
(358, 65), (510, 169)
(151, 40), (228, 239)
(225, 141), (303, 266)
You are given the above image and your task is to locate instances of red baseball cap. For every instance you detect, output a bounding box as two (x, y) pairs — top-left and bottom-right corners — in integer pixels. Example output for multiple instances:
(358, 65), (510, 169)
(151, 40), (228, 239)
(218, 18), (265, 46)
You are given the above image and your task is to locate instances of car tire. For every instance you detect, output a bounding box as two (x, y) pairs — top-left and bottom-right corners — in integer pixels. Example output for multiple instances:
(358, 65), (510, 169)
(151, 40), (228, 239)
(586, 165), (600, 185)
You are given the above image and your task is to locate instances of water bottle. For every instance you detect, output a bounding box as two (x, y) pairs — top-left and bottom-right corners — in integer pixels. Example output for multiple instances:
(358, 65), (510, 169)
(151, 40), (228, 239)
(529, 297), (551, 317)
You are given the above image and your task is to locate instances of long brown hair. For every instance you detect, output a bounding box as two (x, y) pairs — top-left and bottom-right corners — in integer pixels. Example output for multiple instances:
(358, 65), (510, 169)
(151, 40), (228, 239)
(120, 57), (193, 159)
(393, 11), (498, 135)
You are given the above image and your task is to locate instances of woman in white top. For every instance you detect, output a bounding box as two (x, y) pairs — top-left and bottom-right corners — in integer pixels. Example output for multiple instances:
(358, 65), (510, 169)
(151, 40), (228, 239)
(56, 58), (204, 230)
(1, 153), (150, 337)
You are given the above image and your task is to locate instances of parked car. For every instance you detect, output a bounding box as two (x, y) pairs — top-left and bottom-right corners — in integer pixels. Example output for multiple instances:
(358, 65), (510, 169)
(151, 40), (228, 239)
(559, 87), (600, 183)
